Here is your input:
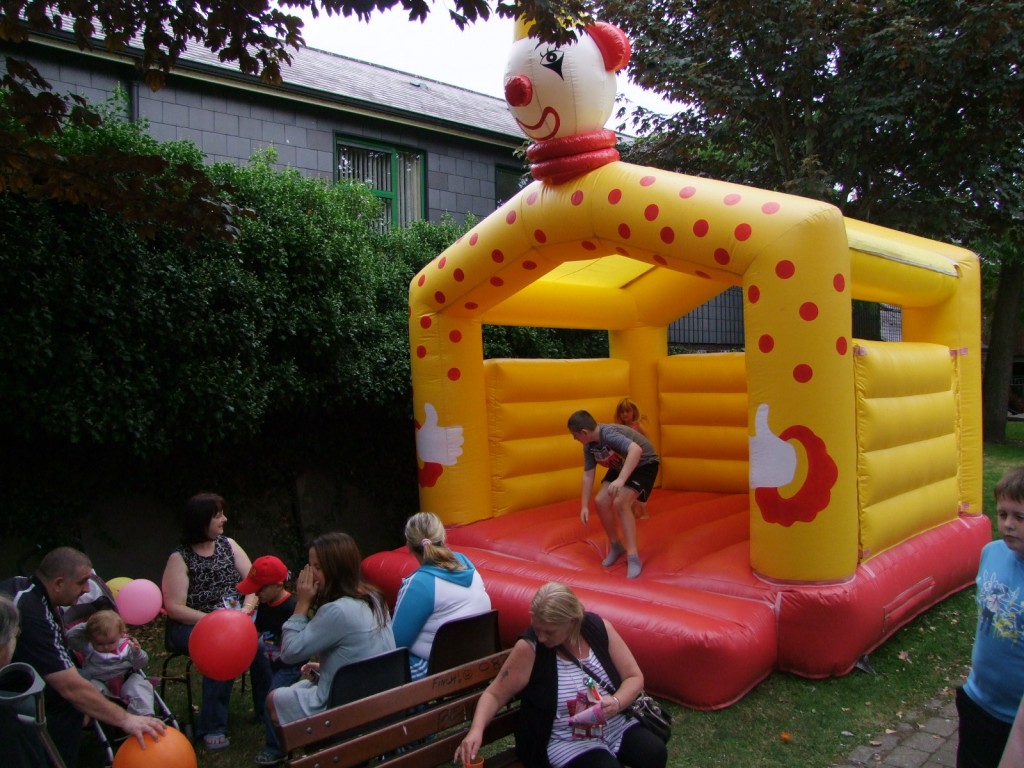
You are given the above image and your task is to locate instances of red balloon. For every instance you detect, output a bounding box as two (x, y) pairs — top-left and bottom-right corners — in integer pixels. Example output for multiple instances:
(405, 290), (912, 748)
(113, 726), (196, 768)
(188, 609), (258, 681)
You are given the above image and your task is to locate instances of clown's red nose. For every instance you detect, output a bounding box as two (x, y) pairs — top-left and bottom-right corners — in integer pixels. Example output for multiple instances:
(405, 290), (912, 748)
(504, 75), (532, 107)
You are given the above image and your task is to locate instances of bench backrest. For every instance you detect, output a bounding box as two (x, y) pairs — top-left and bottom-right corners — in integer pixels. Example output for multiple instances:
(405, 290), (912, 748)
(280, 650), (515, 768)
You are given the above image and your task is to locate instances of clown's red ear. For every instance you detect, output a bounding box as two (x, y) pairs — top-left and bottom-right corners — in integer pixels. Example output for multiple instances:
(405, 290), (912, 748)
(587, 22), (631, 72)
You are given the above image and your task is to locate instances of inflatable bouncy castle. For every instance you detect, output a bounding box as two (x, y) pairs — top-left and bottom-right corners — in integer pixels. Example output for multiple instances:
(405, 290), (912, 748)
(363, 20), (990, 708)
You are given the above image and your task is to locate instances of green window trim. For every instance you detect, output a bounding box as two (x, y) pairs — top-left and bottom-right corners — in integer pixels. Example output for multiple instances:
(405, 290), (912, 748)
(335, 136), (426, 228)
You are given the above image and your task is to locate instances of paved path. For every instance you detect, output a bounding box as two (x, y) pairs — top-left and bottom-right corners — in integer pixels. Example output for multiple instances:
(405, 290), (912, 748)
(831, 687), (959, 768)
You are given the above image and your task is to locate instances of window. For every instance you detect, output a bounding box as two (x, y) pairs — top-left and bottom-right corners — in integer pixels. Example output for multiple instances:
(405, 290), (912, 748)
(336, 138), (425, 228)
(496, 165), (527, 208)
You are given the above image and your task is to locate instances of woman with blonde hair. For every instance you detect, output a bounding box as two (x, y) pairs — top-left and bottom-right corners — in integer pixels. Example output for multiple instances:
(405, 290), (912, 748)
(456, 582), (666, 768)
(392, 511), (491, 679)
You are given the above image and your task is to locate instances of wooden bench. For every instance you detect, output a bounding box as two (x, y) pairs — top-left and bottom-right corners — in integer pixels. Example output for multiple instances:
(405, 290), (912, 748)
(278, 650), (523, 768)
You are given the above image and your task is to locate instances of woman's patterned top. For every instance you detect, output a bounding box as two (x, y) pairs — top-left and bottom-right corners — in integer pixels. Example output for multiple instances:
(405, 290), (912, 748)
(177, 535), (241, 613)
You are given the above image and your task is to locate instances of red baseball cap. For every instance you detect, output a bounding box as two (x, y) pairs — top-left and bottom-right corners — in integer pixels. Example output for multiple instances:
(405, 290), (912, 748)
(237, 556), (288, 594)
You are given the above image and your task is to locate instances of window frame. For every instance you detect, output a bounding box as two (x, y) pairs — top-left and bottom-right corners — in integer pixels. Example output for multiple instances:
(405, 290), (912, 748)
(335, 135), (426, 228)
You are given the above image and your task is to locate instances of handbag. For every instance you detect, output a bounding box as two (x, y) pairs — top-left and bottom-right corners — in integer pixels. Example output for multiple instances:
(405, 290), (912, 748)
(628, 691), (672, 743)
(557, 647), (673, 743)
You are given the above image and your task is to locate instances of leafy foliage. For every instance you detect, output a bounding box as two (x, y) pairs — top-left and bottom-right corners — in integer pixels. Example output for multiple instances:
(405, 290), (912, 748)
(607, 0), (1024, 242)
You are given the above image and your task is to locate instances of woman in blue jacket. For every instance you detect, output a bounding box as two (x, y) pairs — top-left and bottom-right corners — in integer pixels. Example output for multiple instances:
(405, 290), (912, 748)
(393, 512), (492, 679)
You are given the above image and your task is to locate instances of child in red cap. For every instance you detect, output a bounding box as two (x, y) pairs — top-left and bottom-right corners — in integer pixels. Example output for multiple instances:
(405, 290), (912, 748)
(238, 556), (305, 765)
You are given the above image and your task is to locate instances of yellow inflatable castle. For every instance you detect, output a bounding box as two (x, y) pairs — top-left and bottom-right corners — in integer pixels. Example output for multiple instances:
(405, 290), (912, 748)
(363, 20), (990, 708)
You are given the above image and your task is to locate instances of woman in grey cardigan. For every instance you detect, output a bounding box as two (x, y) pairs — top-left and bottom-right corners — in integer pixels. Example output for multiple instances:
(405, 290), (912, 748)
(261, 532), (395, 766)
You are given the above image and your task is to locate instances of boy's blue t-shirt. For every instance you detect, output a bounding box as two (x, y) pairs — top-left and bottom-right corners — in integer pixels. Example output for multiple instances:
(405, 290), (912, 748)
(963, 539), (1024, 723)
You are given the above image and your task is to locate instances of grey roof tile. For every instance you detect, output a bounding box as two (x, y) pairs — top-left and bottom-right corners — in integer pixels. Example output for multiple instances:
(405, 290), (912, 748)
(177, 42), (522, 141)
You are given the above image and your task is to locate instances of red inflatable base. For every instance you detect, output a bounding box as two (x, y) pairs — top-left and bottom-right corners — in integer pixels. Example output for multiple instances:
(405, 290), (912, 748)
(362, 492), (989, 709)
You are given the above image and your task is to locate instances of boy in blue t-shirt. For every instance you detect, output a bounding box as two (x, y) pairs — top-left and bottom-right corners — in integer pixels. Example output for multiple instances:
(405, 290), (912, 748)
(958, 466), (1024, 768)
(238, 556), (303, 765)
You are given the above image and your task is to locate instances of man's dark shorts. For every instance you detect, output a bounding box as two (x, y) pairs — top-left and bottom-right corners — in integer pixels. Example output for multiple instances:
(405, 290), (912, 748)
(602, 461), (659, 502)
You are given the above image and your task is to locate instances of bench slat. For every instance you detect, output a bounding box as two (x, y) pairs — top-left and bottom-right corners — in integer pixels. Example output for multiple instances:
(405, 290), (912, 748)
(280, 650), (511, 752)
(288, 704), (519, 768)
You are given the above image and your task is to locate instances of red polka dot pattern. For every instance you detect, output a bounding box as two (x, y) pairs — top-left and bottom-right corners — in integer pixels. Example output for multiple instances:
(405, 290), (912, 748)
(714, 248), (730, 265)
(438, 256), (447, 269)
(776, 261), (796, 279)
(693, 219), (709, 237)
(449, 330), (462, 343)
(793, 364), (813, 383)
(447, 368), (461, 381)
(416, 345), (426, 358)
(799, 302), (819, 321)
(759, 334), (774, 353)
(660, 228), (674, 244)
(645, 204), (659, 221)
(618, 223), (631, 239)
(492, 249), (505, 263)
(454, 268), (465, 282)
(724, 193), (741, 206)
(534, 230), (547, 243)
(748, 286), (761, 303)
(640, 176), (656, 187)
(836, 337), (848, 355)
(833, 274), (845, 292)
(608, 189), (622, 204)
(571, 190), (584, 206)
(679, 186), (696, 199)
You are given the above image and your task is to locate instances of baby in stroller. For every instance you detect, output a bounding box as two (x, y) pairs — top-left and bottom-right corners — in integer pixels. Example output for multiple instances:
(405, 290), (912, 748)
(68, 610), (154, 716)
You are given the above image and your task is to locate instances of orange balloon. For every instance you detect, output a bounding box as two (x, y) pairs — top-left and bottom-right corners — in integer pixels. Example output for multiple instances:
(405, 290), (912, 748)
(112, 726), (196, 768)
(188, 609), (258, 681)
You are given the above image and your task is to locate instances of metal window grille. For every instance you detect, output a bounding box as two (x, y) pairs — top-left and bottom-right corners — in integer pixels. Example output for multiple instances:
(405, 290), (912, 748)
(337, 141), (424, 229)
(669, 286), (745, 346)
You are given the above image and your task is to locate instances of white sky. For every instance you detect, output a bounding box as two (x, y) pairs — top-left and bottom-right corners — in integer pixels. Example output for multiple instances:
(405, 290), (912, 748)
(294, 9), (674, 129)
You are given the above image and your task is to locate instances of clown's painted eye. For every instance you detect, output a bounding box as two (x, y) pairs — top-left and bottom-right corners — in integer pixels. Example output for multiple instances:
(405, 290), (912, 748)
(539, 47), (565, 79)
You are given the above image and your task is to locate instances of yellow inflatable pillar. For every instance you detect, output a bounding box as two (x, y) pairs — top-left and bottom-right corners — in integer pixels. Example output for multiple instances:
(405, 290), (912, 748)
(745, 208), (859, 582)
(408, 309), (489, 524)
(609, 326), (665, 449)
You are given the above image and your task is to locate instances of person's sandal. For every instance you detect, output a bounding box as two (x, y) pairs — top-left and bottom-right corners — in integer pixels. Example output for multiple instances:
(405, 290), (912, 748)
(203, 733), (231, 751)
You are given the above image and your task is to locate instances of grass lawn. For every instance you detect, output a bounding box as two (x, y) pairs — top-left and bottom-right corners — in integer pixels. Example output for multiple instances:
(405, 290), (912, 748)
(107, 424), (1024, 768)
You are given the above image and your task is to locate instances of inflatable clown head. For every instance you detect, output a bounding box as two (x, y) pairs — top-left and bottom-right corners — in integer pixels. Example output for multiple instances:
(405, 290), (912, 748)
(503, 21), (630, 142)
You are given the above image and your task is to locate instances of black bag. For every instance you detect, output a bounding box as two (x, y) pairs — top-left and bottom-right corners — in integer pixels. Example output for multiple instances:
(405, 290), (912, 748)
(629, 691), (672, 743)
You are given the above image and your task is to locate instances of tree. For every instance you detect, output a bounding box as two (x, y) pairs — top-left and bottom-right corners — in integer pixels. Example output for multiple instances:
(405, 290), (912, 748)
(0, 0), (592, 244)
(603, 0), (1024, 440)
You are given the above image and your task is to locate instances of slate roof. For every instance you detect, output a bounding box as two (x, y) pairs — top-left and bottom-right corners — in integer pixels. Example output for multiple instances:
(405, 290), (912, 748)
(154, 40), (523, 143)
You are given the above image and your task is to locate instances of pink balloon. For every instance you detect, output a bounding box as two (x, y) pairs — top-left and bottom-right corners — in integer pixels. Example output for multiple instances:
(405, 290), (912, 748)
(189, 609), (258, 681)
(115, 578), (163, 625)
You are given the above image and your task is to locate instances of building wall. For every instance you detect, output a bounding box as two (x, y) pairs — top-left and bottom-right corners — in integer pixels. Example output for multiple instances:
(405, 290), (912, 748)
(6, 42), (520, 223)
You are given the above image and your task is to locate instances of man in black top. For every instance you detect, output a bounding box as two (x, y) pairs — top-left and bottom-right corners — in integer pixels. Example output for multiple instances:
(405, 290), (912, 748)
(0, 546), (165, 766)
